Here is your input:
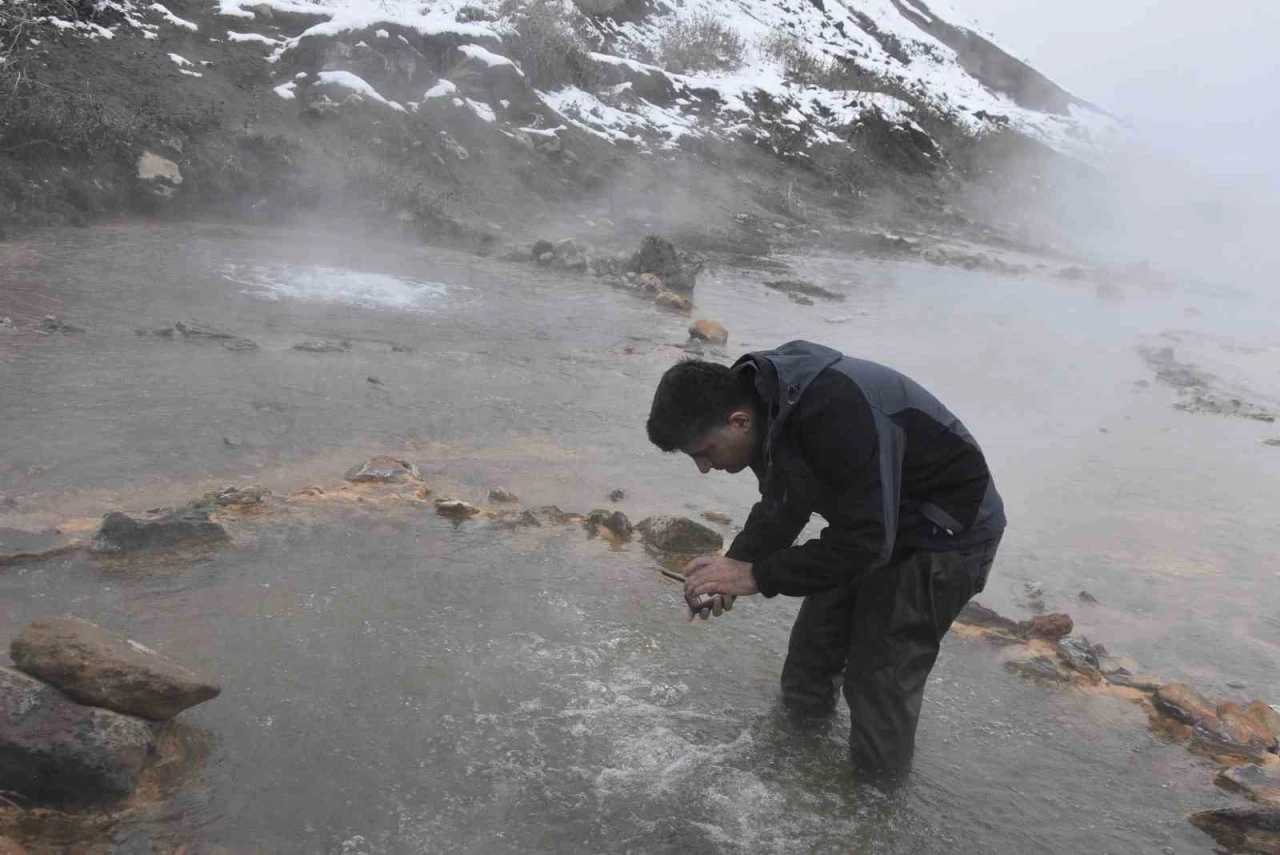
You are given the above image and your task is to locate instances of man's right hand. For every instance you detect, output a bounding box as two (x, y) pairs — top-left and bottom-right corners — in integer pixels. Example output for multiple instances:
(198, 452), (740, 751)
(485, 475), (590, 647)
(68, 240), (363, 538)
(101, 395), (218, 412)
(686, 593), (735, 622)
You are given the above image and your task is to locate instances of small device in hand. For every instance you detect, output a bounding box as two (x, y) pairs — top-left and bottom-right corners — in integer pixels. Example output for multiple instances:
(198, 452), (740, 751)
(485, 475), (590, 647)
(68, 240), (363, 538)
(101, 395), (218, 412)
(685, 590), (719, 613)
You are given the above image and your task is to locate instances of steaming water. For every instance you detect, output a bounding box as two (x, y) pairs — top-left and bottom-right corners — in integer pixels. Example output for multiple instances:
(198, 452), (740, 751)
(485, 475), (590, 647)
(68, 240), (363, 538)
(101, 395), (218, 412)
(3, 222), (1279, 852)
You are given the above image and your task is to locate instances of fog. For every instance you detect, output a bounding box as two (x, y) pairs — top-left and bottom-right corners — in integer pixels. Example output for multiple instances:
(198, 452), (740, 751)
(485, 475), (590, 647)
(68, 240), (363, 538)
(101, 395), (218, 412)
(952, 0), (1280, 295)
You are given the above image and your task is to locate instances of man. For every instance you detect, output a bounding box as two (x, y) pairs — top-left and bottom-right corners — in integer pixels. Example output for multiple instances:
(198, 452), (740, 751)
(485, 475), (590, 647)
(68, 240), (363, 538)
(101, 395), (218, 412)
(645, 340), (1005, 776)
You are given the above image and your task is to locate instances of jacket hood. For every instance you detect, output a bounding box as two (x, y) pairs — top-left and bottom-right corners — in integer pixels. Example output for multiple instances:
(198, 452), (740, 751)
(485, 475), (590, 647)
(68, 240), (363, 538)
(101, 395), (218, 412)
(734, 340), (843, 454)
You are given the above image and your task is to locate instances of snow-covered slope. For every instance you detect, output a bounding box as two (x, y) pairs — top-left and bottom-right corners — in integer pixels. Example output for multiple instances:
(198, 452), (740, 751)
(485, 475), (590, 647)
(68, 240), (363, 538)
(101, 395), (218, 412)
(33, 0), (1118, 169)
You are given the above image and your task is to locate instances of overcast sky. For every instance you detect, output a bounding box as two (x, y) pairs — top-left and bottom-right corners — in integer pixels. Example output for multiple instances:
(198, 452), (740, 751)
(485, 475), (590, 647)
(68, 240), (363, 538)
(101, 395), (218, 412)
(950, 0), (1280, 191)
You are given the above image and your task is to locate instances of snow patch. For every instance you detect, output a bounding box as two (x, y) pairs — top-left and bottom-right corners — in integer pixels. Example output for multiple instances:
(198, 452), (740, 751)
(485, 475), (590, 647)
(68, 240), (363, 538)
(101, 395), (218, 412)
(149, 2), (197, 30)
(466, 98), (496, 123)
(274, 81), (297, 100)
(458, 43), (522, 74)
(168, 52), (193, 67)
(423, 79), (457, 99)
(227, 30), (281, 44)
(317, 70), (405, 111)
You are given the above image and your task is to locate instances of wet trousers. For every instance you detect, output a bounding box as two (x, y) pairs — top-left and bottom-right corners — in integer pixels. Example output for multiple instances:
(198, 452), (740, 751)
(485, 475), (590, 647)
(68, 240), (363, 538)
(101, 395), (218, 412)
(780, 536), (1001, 776)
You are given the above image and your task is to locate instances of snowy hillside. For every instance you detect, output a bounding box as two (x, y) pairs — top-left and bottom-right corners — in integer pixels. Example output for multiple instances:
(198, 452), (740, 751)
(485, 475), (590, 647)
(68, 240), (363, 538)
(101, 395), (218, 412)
(26, 0), (1118, 162)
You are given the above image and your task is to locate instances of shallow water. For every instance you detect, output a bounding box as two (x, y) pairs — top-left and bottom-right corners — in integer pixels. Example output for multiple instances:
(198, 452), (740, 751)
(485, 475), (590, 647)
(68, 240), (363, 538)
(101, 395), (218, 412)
(3, 222), (1279, 852)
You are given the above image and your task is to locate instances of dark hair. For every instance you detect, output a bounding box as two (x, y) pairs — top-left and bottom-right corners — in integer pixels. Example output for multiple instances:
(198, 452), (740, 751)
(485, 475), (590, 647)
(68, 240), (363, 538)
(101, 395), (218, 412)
(646, 359), (759, 452)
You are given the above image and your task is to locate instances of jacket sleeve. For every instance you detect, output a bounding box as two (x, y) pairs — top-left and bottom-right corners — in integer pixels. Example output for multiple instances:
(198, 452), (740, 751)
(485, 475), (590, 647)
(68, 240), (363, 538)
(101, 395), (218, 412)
(724, 496), (810, 574)
(749, 381), (900, 598)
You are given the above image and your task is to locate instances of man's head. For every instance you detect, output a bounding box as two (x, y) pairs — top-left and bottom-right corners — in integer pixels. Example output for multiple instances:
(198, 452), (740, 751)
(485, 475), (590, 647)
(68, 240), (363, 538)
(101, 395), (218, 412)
(646, 359), (761, 474)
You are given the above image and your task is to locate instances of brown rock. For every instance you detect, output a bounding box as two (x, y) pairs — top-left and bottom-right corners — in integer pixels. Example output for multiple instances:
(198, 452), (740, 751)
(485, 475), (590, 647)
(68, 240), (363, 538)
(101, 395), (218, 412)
(1217, 702), (1279, 756)
(955, 602), (1021, 633)
(688, 319), (728, 345)
(91, 508), (228, 554)
(1246, 701), (1280, 740)
(203, 485), (270, 507)
(1154, 683), (1221, 728)
(10, 616), (221, 720)
(635, 515), (723, 554)
(654, 291), (692, 312)
(701, 510), (732, 525)
(345, 456), (423, 484)
(1216, 765), (1280, 805)
(1019, 613), (1073, 640)
(585, 509), (632, 540)
(636, 272), (664, 294)
(434, 498), (479, 519)
(0, 838), (27, 855)
(1188, 806), (1280, 854)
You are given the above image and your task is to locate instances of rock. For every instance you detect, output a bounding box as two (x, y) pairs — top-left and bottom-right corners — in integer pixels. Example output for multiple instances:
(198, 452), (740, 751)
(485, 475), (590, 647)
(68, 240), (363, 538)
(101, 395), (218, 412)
(1018, 613), (1073, 640)
(701, 510), (732, 525)
(293, 339), (350, 353)
(135, 326), (176, 337)
(367, 376), (384, 387)
(763, 279), (845, 301)
(629, 235), (701, 294)
(1247, 701), (1280, 740)
(488, 487), (519, 503)
(0, 837), (26, 855)
(0, 667), (156, 808)
(636, 272), (664, 294)
(688, 319), (728, 345)
(10, 616), (221, 720)
(585, 509), (632, 540)
(222, 337), (259, 351)
(223, 435), (243, 448)
(137, 151), (182, 200)
(344, 456), (423, 484)
(91, 508), (228, 554)
(34, 315), (82, 334)
(435, 498), (480, 519)
(174, 321), (232, 340)
(492, 509), (540, 528)
(1155, 683), (1221, 728)
(789, 293), (814, 306)
(608, 488), (627, 502)
(0, 317), (13, 331)
(654, 291), (693, 312)
(1097, 654), (1162, 691)
(1057, 636), (1101, 677)
(203, 485), (270, 507)
(530, 239), (554, 260)
(635, 515), (723, 554)
(955, 602), (1021, 634)
(1005, 656), (1068, 683)
(1216, 703), (1280, 757)
(1078, 590), (1099, 604)
(1188, 806), (1280, 854)
(533, 505), (581, 525)
(1216, 765), (1280, 805)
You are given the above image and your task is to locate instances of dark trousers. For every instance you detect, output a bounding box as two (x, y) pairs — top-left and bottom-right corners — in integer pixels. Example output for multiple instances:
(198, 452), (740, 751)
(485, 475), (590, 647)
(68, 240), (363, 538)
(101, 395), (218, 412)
(780, 537), (1000, 776)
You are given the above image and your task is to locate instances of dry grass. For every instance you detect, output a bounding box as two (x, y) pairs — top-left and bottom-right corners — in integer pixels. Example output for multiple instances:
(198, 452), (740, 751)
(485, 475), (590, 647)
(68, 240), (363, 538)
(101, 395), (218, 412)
(658, 11), (745, 74)
(500, 0), (602, 90)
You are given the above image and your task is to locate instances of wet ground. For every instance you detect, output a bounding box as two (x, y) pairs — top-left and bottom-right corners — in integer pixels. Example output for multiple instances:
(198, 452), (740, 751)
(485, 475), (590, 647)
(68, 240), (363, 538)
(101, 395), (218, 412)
(2, 222), (1279, 852)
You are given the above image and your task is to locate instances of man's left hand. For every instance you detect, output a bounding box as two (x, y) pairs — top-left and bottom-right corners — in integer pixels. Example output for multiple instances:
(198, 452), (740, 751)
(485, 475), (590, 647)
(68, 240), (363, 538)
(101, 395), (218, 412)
(683, 555), (759, 600)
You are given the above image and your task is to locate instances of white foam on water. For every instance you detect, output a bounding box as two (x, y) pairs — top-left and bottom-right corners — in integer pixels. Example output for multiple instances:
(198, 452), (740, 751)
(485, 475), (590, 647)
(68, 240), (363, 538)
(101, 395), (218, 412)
(225, 263), (451, 311)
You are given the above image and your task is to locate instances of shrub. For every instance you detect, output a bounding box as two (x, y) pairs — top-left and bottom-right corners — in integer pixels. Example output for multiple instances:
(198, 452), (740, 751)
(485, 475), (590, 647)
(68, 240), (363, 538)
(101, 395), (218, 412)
(658, 11), (744, 74)
(759, 32), (830, 85)
(500, 0), (602, 90)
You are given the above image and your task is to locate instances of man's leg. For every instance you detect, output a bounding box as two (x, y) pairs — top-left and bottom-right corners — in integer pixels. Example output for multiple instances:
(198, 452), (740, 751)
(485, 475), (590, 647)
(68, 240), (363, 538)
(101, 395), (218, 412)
(780, 582), (858, 717)
(842, 537), (1000, 777)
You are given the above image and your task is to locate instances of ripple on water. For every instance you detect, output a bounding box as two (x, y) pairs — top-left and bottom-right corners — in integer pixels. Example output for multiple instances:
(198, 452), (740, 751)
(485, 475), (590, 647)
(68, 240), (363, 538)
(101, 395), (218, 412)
(223, 263), (451, 311)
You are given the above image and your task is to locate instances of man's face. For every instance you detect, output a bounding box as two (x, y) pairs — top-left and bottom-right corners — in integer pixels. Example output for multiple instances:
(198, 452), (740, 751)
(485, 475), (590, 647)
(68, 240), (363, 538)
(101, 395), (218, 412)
(683, 410), (758, 475)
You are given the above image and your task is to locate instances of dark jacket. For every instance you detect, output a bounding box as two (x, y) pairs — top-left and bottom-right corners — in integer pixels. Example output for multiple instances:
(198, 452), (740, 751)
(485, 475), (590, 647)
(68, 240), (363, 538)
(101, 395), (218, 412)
(725, 341), (1006, 598)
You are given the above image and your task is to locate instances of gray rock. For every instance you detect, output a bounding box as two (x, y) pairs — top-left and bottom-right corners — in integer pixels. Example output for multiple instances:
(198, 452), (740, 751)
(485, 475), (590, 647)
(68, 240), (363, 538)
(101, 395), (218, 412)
(1215, 764), (1280, 805)
(221, 337), (259, 351)
(1097, 654), (1163, 691)
(1004, 656), (1068, 683)
(344, 456), (423, 484)
(203, 485), (269, 507)
(292, 339), (350, 353)
(34, 315), (82, 334)
(489, 487), (519, 503)
(635, 515), (723, 554)
(91, 508), (228, 554)
(1057, 635), (1101, 676)
(1188, 806), (1280, 853)
(585, 509), (632, 540)
(0, 667), (155, 808)
(608, 488), (627, 503)
(174, 321), (232, 339)
(10, 616), (221, 720)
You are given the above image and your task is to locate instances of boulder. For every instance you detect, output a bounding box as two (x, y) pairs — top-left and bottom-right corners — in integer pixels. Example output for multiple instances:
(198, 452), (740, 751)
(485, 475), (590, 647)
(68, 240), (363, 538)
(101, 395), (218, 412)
(1188, 806), (1280, 854)
(688, 319), (728, 345)
(0, 838), (26, 855)
(136, 151), (182, 200)
(345, 456), (423, 484)
(0, 667), (155, 808)
(635, 515), (723, 555)
(1004, 655), (1069, 683)
(10, 616), (221, 720)
(1056, 636), (1101, 678)
(1018, 613), (1073, 640)
(654, 291), (693, 312)
(488, 487), (519, 503)
(1247, 701), (1280, 740)
(1217, 765), (1280, 805)
(628, 236), (701, 294)
(91, 508), (228, 554)
(1097, 654), (1162, 691)
(585, 509), (632, 540)
(1216, 702), (1280, 757)
(636, 272), (664, 294)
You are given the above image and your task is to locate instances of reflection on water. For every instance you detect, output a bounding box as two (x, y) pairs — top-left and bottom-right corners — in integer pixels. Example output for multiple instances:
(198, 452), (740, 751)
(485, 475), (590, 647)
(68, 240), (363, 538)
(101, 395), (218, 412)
(2, 222), (1277, 852)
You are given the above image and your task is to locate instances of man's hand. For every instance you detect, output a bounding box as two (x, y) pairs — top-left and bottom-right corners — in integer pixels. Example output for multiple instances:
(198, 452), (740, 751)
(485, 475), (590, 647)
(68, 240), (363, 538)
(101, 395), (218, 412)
(682, 556), (758, 621)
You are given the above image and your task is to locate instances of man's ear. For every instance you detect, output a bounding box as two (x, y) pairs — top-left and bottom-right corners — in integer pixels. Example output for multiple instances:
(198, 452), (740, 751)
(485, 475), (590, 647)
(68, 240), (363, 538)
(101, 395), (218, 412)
(728, 410), (752, 432)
